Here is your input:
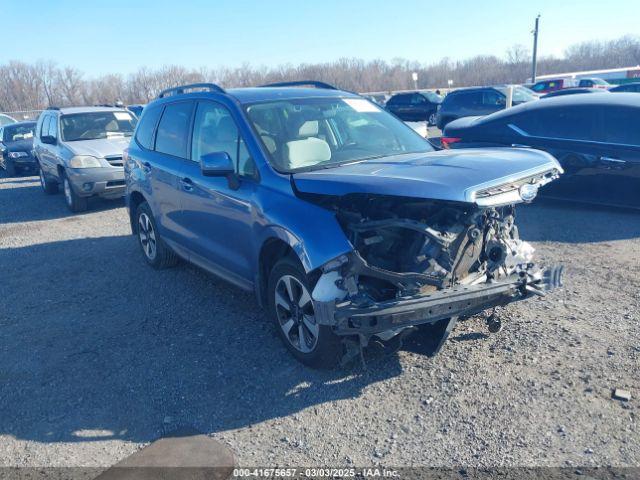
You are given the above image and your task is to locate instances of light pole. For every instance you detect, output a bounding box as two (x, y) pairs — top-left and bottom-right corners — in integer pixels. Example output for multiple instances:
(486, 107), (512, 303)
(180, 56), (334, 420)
(412, 72), (418, 90)
(531, 14), (541, 83)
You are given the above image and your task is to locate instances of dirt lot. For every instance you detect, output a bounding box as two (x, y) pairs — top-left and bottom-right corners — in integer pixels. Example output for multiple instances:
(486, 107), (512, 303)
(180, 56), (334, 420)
(1, 173), (639, 468)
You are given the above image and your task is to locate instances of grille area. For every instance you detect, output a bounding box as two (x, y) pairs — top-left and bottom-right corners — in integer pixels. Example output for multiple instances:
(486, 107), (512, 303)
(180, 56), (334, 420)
(105, 155), (124, 167)
(475, 169), (559, 199)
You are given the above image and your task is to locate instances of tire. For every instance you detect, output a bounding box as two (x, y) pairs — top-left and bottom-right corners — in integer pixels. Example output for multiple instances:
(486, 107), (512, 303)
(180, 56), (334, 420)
(62, 174), (88, 212)
(134, 201), (179, 269)
(5, 161), (16, 177)
(428, 113), (437, 126)
(268, 256), (343, 368)
(39, 166), (59, 194)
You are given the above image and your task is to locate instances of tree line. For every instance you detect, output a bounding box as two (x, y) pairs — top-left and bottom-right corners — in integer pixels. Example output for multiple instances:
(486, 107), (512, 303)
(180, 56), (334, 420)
(1, 35), (639, 113)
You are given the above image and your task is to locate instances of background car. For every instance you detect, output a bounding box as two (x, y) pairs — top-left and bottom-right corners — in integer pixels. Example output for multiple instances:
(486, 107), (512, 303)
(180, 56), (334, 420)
(385, 91), (442, 125)
(0, 113), (17, 127)
(577, 77), (610, 89)
(609, 82), (640, 93)
(442, 93), (640, 209)
(33, 106), (137, 212)
(0, 121), (37, 176)
(127, 104), (145, 117)
(435, 85), (536, 129)
(529, 78), (574, 94)
(541, 87), (607, 98)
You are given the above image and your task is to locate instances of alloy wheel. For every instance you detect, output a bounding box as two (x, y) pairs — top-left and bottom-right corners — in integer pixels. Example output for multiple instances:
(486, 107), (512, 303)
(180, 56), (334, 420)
(138, 212), (157, 260)
(274, 274), (319, 353)
(428, 113), (437, 126)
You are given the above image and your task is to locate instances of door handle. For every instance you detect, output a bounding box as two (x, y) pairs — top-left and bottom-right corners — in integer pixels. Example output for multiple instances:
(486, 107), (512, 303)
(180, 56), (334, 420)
(180, 177), (194, 191)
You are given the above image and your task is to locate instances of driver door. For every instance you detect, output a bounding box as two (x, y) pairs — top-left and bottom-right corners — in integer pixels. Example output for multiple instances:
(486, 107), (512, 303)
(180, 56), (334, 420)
(177, 100), (259, 289)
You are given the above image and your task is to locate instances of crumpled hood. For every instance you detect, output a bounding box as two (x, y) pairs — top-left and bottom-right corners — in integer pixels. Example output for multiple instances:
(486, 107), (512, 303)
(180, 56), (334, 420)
(292, 148), (562, 204)
(67, 136), (130, 158)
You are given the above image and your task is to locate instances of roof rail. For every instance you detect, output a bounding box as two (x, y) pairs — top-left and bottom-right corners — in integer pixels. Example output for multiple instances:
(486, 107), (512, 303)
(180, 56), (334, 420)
(158, 83), (225, 98)
(259, 80), (338, 90)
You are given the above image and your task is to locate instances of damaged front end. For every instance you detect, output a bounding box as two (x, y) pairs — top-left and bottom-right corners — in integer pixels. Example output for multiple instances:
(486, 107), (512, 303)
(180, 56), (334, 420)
(308, 193), (563, 351)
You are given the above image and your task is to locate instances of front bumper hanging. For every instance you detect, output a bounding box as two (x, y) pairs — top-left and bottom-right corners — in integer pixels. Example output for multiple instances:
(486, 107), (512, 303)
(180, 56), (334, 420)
(313, 265), (563, 336)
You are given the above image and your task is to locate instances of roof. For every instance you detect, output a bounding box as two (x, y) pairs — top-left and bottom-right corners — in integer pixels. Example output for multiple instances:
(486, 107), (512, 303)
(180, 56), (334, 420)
(55, 106), (131, 115)
(479, 91), (640, 123)
(226, 87), (358, 104)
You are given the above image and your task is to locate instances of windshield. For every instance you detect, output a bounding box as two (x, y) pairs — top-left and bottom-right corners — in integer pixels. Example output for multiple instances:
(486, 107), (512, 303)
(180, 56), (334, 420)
(245, 97), (434, 172)
(3, 123), (35, 142)
(61, 111), (137, 142)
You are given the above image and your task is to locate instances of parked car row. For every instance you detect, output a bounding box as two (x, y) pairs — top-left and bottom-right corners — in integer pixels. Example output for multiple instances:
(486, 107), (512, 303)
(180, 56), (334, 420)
(4, 81), (567, 367)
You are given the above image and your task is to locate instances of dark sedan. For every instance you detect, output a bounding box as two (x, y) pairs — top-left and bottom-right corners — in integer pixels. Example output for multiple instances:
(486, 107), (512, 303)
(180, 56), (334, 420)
(386, 91), (442, 125)
(0, 121), (37, 176)
(609, 82), (640, 93)
(442, 93), (640, 209)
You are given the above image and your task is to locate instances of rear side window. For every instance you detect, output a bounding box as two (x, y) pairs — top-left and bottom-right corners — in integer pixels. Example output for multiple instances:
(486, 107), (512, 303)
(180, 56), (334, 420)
(601, 108), (639, 145)
(515, 106), (599, 141)
(135, 105), (163, 150)
(155, 101), (194, 158)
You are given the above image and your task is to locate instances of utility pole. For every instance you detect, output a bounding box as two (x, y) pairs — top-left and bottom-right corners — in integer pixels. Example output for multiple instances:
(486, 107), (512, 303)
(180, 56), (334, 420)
(531, 14), (541, 83)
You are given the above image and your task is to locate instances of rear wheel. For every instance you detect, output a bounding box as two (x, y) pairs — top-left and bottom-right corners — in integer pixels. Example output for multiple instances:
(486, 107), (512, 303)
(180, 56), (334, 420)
(428, 113), (437, 126)
(63, 174), (88, 212)
(39, 167), (59, 194)
(268, 257), (343, 368)
(135, 201), (178, 269)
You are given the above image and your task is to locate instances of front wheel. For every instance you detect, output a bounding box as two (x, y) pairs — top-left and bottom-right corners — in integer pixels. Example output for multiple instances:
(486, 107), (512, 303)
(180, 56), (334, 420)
(268, 257), (343, 368)
(428, 113), (437, 126)
(63, 174), (88, 212)
(39, 167), (59, 194)
(135, 201), (179, 269)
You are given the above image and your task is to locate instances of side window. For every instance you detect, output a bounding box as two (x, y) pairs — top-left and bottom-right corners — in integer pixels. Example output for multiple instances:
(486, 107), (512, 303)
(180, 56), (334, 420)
(411, 94), (426, 105)
(155, 101), (194, 158)
(135, 105), (163, 150)
(48, 116), (58, 139)
(483, 90), (504, 106)
(517, 107), (599, 141)
(40, 115), (51, 139)
(191, 101), (256, 178)
(601, 108), (639, 145)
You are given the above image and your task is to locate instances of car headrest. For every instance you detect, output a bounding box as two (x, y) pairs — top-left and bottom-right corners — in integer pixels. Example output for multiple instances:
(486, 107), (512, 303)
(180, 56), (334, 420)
(285, 137), (331, 169)
(298, 120), (319, 138)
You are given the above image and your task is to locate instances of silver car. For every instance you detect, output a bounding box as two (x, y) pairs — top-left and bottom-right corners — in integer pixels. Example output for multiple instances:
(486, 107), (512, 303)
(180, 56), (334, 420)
(33, 106), (137, 212)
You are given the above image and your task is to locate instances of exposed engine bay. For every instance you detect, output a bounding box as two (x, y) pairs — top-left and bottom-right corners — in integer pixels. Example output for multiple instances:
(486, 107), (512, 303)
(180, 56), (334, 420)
(304, 192), (563, 355)
(310, 193), (537, 300)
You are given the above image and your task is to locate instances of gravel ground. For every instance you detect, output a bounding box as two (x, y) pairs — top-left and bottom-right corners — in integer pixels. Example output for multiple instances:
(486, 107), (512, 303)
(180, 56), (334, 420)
(1, 172), (639, 469)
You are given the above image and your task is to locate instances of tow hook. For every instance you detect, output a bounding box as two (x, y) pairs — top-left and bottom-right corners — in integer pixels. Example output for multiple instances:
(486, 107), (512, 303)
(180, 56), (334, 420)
(485, 308), (503, 333)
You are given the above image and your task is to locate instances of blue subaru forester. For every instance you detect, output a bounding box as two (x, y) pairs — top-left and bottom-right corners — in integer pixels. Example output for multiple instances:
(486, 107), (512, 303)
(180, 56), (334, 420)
(124, 81), (563, 368)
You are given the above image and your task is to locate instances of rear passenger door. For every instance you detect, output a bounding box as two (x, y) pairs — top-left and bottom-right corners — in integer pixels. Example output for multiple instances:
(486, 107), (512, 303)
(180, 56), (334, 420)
(144, 100), (195, 245)
(177, 100), (258, 289)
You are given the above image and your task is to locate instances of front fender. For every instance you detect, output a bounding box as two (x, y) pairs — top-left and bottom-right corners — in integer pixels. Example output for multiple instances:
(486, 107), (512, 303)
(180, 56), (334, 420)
(255, 191), (354, 273)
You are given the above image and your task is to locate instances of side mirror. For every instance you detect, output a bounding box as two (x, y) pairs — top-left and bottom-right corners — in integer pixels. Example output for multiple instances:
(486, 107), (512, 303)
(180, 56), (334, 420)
(200, 151), (239, 189)
(200, 151), (234, 176)
(41, 135), (57, 145)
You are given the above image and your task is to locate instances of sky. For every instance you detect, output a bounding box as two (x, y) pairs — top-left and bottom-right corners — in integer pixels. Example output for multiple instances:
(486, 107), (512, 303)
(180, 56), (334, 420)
(1, 0), (638, 76)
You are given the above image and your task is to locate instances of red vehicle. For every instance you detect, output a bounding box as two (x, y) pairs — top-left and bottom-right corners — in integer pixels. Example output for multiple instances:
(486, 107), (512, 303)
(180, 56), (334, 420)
(529, 78), (575, 94)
